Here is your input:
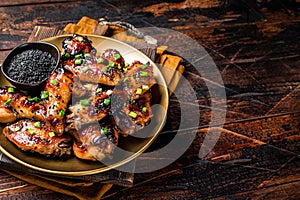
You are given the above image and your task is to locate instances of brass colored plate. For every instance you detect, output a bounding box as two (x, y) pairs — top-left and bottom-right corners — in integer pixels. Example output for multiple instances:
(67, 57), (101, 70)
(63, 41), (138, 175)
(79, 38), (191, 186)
(0, 35), (169, 176)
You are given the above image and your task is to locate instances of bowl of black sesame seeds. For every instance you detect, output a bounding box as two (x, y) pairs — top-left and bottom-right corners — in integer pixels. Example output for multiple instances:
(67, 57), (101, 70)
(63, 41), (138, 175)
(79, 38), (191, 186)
(1, 42), (60, 92)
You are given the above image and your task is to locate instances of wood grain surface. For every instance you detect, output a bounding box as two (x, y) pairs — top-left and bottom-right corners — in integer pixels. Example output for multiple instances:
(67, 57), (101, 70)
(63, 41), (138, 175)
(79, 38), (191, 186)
(0, 0), (300, 199)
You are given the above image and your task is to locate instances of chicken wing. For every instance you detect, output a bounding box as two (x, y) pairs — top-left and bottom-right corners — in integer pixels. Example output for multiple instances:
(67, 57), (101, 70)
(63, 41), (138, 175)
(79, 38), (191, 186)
(72, 117), (118, 161)
(43, 68), (74, 135)
(3, 119), (72, 157)
(0, 87), (46, 123)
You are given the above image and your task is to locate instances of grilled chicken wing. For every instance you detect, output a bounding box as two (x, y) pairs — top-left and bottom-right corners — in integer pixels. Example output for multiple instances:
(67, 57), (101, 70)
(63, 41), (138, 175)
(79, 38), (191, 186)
(0, 87), (46, 123)
(114, 92), (152, 135)
(3, 119), (72, 157)
(66, 88), (112, 130)
(72, 117), (118, 161)
(44, 68), (74, 135)
(63, 56), (126, 86)
(61, 34), (95, 57)
(117, 61), (155, 99)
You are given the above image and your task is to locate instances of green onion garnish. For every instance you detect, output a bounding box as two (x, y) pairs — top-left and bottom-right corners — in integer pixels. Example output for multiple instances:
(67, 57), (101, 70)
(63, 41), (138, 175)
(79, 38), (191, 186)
(141, 64), (147, 69)
(64, 53), (70, 58)
(114, 53), (121, 60)
(51, 79), (58, 86)
(103, 98), (110, 106)
(97, 58), (104, 64)
(140, 71), (148, 77)
(109, 61), (115, 68)
(75, 59), (82, 65)
(34, 121), (41, 128)
(136, 88), (142, 95)
(49, 132), (55, 138)
(5, 99), (12, 105)
(96, 88), (103, 93)
(125, 63), (130, 67)
(8, 87), (14, 93)
(122, 77), (128, 82)
(28, 96), (40, 102)
(59, 110), (65, 117)
(13, 126), (21, 132)
(84, 53), (91, 57)
(118, 64), (122, 69)
(80, 99), (89, 106)
(129, 111), (137, 119)
(101, 128), (108, 135)
(75, 54), (82, 59)
(142, 85), (150, 90)
(142, 107), (147, 112)
(41, 91), (49, 100)
(81, 66), (90, 73)
(28, 128), (34, 135)
(123, 102), (127, 107)
(103, 66), (109, 72)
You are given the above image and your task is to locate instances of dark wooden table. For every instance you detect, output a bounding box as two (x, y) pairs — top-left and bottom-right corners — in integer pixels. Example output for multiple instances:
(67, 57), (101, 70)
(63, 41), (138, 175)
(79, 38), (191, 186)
(1, 0), (300, 199)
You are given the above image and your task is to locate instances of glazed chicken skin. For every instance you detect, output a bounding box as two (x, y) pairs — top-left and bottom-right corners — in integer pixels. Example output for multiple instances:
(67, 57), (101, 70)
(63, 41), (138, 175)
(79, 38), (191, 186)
(72, 117), (119, 161)
(61, 34), (95, 57)
(63, 52), (126, 86)
(114, 92), (153, 135)
(0, 87), (46, 123)
(67, 87), (112, 130)
(117, 61), (155, 100)
(3, 119), (72, 157)
(44, 68), (74, 135)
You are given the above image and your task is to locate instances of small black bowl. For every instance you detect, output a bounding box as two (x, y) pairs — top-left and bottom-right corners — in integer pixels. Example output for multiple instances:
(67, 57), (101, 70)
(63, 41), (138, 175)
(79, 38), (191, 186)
(1, 42), (60, 92)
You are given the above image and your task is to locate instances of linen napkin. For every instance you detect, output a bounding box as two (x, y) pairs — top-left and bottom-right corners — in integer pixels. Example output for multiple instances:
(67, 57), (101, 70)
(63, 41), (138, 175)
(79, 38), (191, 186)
(0, 16), (185, 199)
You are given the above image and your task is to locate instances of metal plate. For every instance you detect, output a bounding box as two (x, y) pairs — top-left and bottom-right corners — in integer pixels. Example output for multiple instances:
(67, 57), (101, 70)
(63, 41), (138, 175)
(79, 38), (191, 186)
(0, 35), (169, 176)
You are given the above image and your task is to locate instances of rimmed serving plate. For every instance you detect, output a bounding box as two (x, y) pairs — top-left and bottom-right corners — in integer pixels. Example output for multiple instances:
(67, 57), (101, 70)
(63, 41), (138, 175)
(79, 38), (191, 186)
(0, 34), (169, 176)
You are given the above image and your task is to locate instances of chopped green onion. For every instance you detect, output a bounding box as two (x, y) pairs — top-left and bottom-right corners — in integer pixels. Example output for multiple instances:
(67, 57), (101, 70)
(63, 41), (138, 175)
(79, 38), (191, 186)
(114, 53), (121, 60)
(49, 132), (55, 138)
(140, 71), (148, 77)
(103, 98), (110, 106)
(131, 100), (136, 104)
(125, 63), (130, 67)
(96, 88), (103, 93)
(101, 128), (108, 135)
(29, 150), (35, 154)
(81, 66), (90, 73)
(123, 68), (128, 72)
(51, 79), (59, 86)
(129, 111), (137, 119)
(59, 110), (65, 117)
(28, 96), (40, 102)
(136, 88), (142, 95)
(97, 58), (104, 64)
(118, 63), (122, 69)
(141, 64), (147, 69)
(41, 91), (49, 100)
(142, 85), (150, 90)
(136, 77), (140, 81)
(80, 99), (89, 106)
(103, 66), (109, 72)
(28, 128), (34, 135)
(34, 121), (41, 128)
(39, 101), (44, 105)
(75, 59), (82, 65)
(64, 53), (70, 58)
(122, 77), (128, 82)
(142, 107), (147, 112)
(108, 61), (115, 68)
(13, 126), (21, 132)
(8, 87), (14, 93)
(84, 53), (91, 57)
(5, 99), (12, 105)
(75, 54), (82, 59)
(123, 102), (127, 107)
